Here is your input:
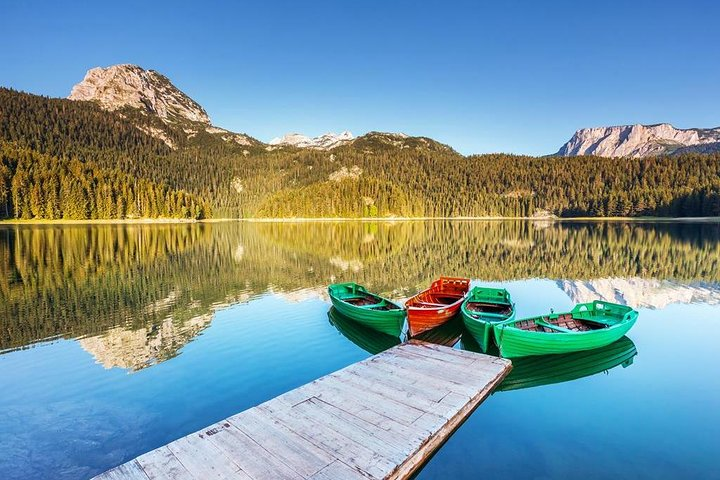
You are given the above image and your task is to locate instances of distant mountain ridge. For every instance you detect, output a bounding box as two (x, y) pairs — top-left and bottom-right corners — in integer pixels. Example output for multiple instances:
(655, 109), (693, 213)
(67, 64), (453, 153)
(557, 123), (720, 158)
(269, 131), (354, 150)
(2, 63), (720, 221)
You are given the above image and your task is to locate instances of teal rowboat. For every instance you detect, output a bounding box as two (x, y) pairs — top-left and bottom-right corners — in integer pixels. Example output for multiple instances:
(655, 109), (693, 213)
(461, 286), (515, 352)
(494, 300), (638, 358)
(327, 282), (406, 337)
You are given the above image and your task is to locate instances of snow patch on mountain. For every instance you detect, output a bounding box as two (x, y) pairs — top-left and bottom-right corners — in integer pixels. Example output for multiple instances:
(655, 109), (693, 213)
(269, 131), (354, 150)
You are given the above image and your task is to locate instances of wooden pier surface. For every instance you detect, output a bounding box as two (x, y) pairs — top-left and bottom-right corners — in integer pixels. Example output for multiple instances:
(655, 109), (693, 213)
(94, 340), (511, 480)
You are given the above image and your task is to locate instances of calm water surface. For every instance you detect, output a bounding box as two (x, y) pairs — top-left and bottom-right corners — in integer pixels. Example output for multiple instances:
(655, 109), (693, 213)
(1, 221), (719, 479)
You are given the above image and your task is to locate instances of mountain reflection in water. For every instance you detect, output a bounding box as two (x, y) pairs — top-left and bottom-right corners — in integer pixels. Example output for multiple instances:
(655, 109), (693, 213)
(0, 220), (717, 371)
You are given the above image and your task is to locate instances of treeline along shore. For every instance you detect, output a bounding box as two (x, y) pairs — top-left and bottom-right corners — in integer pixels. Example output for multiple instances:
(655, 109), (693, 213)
(1, 88), (719, 221)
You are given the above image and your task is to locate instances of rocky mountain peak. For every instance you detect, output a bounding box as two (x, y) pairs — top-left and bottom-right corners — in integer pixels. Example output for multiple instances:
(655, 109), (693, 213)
(557, 123), (720, 158)
(68, 64), (210, 125)
(269, 131), (354, 150)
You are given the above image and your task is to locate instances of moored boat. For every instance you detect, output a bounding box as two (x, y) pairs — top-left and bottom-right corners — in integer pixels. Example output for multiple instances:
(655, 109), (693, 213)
(327, 282), (406, 337)
(494, 300), (638, 358)
(461, 286), (515, 352)
(405, 277), (470, 336)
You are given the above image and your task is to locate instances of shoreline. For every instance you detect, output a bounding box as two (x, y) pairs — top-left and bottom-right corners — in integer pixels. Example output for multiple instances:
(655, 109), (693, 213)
(239, 216), (720, 223)
(0, 218), (199, 225)
(0, 216), (718, 225)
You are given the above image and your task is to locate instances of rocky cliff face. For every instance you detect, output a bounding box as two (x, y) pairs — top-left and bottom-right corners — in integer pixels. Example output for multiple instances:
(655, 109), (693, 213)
(557, 123), (720, 158)
(68, 64), (261, 148)
(69, 64), (210, 124)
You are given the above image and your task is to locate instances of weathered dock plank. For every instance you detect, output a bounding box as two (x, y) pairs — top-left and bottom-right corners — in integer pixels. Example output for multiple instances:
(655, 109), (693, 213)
(93, 342), (511, 480)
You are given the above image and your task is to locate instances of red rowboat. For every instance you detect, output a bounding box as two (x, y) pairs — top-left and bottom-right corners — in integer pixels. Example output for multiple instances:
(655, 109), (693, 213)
(405, 277), (470, 336)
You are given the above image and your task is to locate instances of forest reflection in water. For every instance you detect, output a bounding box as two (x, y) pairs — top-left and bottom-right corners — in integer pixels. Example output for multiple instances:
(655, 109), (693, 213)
(1, 220), (718, 370)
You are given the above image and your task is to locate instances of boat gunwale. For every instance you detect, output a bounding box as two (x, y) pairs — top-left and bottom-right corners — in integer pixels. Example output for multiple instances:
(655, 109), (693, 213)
(461, 286), (516, 322)
(328, 282), (405, 312)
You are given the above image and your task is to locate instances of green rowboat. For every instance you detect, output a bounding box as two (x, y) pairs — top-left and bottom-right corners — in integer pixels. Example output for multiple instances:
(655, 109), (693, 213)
(461, 286), (515, 352)
(494, 300), (638, 358)
(327, 282), (406, 337)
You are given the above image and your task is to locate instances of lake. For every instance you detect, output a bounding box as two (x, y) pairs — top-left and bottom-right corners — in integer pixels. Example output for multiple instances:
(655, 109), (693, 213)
(1, 220), (719, 480)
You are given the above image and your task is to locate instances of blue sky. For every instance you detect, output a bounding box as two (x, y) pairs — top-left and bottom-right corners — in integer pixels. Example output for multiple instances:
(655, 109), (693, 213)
(2, 0), (719, 155)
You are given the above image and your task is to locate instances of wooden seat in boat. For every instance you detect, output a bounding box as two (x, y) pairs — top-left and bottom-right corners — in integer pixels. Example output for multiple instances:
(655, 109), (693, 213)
(413, 301), (448, 308)
(515, 314), (607, 333)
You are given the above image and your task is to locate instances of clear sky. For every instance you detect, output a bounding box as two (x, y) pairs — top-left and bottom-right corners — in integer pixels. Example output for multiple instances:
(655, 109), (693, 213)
(2, 0), (719, 155)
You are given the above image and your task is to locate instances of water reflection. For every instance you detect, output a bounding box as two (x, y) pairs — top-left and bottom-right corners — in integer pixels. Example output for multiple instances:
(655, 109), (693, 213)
(329, 303), (637, 392)
(559, 278), (720, 309)
(328, 308), (401, 355)
(1, 221), (718, 480)
(413, 315), (464, 347)
(1, 220), (718, 369)
(462, 332), (638, 391)
(497, 336), (637, 391)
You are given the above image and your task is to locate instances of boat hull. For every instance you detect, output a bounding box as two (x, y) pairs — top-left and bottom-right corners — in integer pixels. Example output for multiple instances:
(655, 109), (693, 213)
(407, 303), (463, 337)
(330, 297), (406, 337)
(461, 287), (515, 352)
(462, 314), (494, 352)
(494, 302), (638, 358)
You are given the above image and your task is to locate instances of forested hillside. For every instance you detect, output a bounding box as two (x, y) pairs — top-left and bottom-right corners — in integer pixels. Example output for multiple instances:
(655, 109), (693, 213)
(1, 87), (719, 219)
(0, 143), (209, 219)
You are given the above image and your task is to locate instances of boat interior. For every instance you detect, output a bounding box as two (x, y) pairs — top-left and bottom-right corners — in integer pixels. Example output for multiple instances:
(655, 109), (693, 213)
(466, 302), (513, 316)
(343, 294), (401, 311)
(408, 291), (464, 308)
(515, 314), (608, 333)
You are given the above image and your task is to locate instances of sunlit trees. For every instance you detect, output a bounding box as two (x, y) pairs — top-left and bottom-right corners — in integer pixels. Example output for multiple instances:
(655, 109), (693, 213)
(0, 143), (209, 220)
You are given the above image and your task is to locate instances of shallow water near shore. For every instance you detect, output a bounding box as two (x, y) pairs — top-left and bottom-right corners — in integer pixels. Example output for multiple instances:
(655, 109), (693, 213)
(1, 220), (719, 479)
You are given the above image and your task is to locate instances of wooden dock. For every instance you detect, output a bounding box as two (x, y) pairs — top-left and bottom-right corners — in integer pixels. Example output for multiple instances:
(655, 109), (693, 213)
(94, 340), (511, 480)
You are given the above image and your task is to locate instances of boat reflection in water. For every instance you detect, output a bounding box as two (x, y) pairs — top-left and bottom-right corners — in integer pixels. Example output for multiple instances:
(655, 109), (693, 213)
(462, 332), (638, 392)
(328, 307), (465, 354)
(412, 315), (464, 348)
(328, 307), (402, 355)
(330, 306), (636, 390)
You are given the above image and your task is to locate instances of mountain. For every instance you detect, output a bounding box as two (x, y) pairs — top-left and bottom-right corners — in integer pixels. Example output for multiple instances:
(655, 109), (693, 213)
(68, 64), (257, 149)
(269, 131), (354, 149)
(69, 64), (210, 124)
(2, 64), (720, 220)
(557, 123), (720, 158)
(349, 131), (457, 154)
